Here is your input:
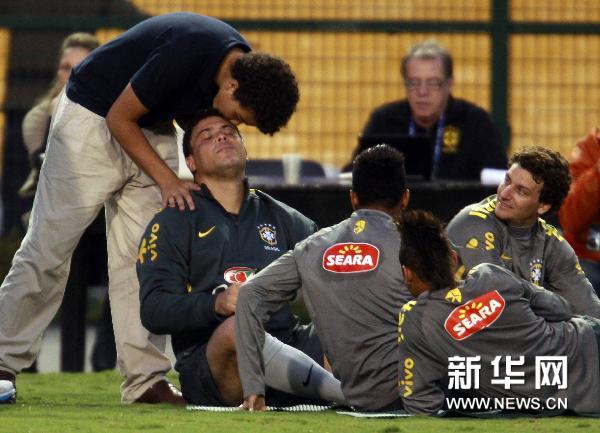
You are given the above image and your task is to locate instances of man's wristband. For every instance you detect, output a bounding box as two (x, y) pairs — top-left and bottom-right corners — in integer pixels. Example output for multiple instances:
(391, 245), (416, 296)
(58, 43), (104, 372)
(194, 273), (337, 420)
(212, 283), (227, 295)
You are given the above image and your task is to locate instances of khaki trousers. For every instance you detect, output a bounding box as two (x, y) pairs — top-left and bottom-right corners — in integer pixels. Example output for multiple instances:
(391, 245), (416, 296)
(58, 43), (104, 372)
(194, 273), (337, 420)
(0, 94), (176, 402)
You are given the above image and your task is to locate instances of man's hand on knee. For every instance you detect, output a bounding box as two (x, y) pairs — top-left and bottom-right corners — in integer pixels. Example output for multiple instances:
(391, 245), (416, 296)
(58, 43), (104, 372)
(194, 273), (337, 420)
(214, 282), (242, 317)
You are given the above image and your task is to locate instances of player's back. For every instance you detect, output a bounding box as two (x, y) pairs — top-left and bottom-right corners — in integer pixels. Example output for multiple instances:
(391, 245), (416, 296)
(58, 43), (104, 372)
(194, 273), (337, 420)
(295, 208), (410, 410)
(401, 263), (600, 413)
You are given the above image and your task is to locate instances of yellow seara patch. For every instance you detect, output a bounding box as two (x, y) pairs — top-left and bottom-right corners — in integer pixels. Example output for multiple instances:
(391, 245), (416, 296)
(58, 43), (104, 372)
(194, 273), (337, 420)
(339, 244), (362, 255)
(458, 302), (483, 319)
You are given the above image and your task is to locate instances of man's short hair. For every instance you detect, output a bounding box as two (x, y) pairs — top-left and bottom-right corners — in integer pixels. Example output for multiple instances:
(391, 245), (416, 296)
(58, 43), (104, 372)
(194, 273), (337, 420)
(398, 210), (455, 291)
(352, 144), (406, 208)
(232, 52), (299, 135)
(60, 32), (100, 55)
(401, 39), (453, 80)
(182, 108), (242, 157)
(509, 146), (571, 214)
(41, 32), (100, 104)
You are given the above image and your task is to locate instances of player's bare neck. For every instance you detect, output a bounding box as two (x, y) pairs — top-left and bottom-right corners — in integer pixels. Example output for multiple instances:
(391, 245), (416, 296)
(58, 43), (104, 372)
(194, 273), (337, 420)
(204, 178), (245, 214)
(359, 201), (404, 220)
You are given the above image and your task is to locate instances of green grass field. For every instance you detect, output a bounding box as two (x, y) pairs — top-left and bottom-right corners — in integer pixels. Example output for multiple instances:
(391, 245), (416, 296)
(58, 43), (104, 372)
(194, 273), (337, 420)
(2, 371), (600, 433)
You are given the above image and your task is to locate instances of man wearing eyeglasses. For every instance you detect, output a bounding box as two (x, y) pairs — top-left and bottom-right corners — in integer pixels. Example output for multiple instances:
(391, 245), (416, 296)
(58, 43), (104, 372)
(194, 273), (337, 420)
(347, 39), (507, 180)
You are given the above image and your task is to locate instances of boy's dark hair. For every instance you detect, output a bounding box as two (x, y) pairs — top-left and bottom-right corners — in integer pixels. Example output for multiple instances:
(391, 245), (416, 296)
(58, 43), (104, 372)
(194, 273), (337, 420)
(182, 108), (242, 157)
(232, 52), (299, 135)
(352, 144), (406, 208)
(398, 210), (455, 291)
(509, 146), (571, 214)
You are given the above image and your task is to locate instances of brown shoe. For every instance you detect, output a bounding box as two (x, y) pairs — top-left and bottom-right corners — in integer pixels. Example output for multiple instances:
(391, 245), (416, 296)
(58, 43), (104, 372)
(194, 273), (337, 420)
(134, 380), (186, 405)
(0, 370), (16, 404)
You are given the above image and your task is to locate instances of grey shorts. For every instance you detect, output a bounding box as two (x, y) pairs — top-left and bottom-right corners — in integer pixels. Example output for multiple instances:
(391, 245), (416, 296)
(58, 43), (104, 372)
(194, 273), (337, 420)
(177, 324), (324, 406)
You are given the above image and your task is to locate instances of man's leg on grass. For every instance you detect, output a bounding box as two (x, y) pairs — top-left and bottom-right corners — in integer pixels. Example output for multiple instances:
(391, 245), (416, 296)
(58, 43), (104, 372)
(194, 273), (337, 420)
(207, 317), (345, 406)
(105, 129), (181, 404)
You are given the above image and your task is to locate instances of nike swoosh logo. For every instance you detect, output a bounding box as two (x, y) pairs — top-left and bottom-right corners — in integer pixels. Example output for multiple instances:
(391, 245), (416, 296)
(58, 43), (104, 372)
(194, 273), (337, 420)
(302, 365), (314, 387)
(501, 253), (512, 261)
(198, 226), (216, 238)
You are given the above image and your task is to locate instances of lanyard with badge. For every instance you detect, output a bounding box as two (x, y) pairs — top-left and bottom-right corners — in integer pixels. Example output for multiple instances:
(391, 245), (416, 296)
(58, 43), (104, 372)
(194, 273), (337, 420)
(409, 114), (445, 179)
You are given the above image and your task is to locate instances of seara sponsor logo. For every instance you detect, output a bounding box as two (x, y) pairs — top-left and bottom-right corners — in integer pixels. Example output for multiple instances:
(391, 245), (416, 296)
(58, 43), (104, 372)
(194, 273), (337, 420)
(223, 267), (256, 284)
(322, 243), (379, 273)
(444, 290), (505, 341)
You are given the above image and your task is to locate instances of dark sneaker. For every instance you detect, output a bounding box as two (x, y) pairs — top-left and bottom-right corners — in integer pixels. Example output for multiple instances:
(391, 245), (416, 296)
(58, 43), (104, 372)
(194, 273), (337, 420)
(133, 380), (186, 405)
(0, 371), (15, 404)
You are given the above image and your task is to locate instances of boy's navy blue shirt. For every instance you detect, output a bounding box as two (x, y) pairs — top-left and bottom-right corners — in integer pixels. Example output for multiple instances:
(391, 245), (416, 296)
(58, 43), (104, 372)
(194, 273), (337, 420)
(67, 13), (250, 127)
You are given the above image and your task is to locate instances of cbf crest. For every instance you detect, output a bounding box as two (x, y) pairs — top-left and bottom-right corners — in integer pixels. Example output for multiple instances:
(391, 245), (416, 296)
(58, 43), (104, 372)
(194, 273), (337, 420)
(258, 223), (278, 246)
(442, 125), (460, 154)
(529, 259), (543, 286)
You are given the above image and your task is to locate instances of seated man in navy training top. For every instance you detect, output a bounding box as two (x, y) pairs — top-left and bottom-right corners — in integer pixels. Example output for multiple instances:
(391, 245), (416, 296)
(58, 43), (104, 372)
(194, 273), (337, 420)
(137, 108), (345, 407)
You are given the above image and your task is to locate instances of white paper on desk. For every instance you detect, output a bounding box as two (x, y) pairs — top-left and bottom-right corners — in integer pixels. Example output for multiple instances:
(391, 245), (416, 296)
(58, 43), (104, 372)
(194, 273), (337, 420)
(338, 172), (352, 181)
(338, 172), (352, 185)
(480, 168), (506, 186)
